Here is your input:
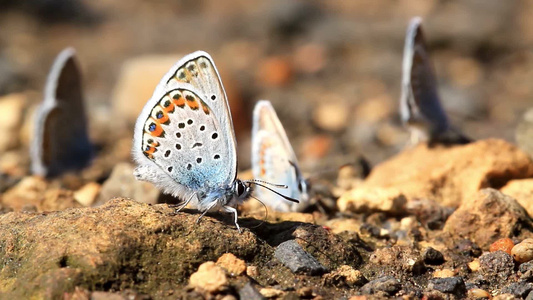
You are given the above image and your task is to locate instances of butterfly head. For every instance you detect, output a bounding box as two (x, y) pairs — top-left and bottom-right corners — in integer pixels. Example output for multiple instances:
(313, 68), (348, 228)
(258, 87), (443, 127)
(233, 179), (253, 201)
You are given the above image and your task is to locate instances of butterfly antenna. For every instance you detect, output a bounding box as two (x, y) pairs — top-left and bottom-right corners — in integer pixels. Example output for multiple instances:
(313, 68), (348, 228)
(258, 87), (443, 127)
(248, 181), (300, 203)
(248, 194), (268, 229)
(244, 179), (288, 189)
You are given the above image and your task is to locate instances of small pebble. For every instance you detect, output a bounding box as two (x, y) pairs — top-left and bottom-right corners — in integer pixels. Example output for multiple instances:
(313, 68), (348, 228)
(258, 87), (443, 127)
(490, 238), (514, 255)
(468, 259), (481, 272)
(74, 182), (101, 207)
(433, 269), (455, 278)
(189, 262), (228, 293)
(238, 282), (265, 300)
(297, 287), (314, 298)
(479, 251), (515, 279)
(423, 247), (445, 265)
(259, 288), (284, 298)
(501, 282), (533, 298)
(216, 253), (246, 276)
(246, 265), (259, 278)
(313, 99), (349, 132)
(360, 276), (401, 296)
(428, 277), (466, 297)
(512, 238), (533, 263)
(323, 265), (367, 287)
(467, 288), (491, 299)
(274, 240), (327, 275)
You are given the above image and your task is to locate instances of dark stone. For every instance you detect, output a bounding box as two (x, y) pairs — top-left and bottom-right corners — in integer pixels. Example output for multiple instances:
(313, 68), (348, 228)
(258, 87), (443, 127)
(455, 239), (482, 257)
(501, 282), (533, 298)
(423, 247), (445, 265)
(479, 251), (515, 280)
(238, 282), (265, 300)
(520, 261), (533, 282)
(274, 240), (327, 275)
(428, 277), (466, 297)
(360, 276), (401, 296)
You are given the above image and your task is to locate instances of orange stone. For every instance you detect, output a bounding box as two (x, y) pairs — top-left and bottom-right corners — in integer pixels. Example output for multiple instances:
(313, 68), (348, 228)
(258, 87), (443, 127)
(489, 238), (514, 255)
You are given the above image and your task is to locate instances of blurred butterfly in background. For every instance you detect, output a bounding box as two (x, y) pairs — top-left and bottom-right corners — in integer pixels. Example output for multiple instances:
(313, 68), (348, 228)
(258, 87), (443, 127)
(251, 100), (310, 212)
(132, 51), (298, 232)
(400, 17), (471, 145)
(31, 47), (93, 177)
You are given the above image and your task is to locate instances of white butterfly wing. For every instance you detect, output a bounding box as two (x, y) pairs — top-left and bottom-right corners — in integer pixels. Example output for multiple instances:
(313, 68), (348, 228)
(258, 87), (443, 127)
(251, 100), (308, 212)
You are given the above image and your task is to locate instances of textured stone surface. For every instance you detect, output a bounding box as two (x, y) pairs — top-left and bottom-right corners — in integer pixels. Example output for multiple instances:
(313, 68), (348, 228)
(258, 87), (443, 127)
(274, 240), (327, 275)
(443, 189), (533, 250)
(501, 178), (533, 217)
(351, 139), (533, 207)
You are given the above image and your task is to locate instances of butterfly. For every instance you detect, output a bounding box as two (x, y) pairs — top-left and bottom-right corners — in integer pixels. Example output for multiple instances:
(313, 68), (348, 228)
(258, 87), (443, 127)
(31, 47), (93, 177)
(132, 51), (298, 232)
(400, 17), (471, 145)
(251, 100), (309, 212)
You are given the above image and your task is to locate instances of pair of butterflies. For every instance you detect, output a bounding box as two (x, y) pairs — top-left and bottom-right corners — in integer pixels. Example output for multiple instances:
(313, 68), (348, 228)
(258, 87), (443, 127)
(132, 51), (310, 232)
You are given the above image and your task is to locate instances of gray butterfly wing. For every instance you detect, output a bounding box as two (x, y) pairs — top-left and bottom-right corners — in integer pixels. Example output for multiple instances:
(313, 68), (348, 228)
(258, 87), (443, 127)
(400, 17), (449, 136)
(251, 100), (308, 212)
(132, 57), (236, 200)
(31, 47), (92, 177)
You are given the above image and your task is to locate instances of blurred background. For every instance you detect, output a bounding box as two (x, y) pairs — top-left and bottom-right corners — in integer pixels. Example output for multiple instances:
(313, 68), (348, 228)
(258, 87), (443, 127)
(0, 0), (532, 176)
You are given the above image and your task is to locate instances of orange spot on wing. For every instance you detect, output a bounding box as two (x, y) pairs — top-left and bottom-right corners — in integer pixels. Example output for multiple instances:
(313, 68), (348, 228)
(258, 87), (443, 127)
(156, 109), (169, 124)
(147, 118), (165, 137)
(186, 96), (199, 110)
(173, 94), (185, 107)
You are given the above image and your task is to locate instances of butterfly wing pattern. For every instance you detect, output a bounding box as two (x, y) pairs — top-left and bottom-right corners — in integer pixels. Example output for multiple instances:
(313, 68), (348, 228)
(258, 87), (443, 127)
(133, 51), (264, 231)
(251, 100), (309, 212)
(400, 17), (470, 145)
(31, 47), (93, 177)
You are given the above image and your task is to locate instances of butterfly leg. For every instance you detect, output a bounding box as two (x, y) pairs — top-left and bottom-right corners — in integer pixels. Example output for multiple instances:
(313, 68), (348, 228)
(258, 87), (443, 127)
(222, 205), (241, 233)
(196, 201), (218, 224)
(176, 193), (196, 212)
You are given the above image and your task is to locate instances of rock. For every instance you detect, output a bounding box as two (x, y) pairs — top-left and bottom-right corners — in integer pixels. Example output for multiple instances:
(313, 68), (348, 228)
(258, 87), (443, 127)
(455, 239), (482, 257)
(246, 266), (259, 278)
(0, 93), (26, 152)
(2, 176), (47, 210)
(467, 288), (491, 299)
(443, 189), (532, 250)
(216, 253), (246, 276)
(259, 288), (284, 298)
(428, 277), (466, 297)
(520, 261), (533, 281)
(73, 182), (101, 207)
(324, 218), (362, 234)
(323, 265), (367, 287)
(189, 262), (228, 293)
(479, 251), (515, 281)
(238, 282), (265, 300)
(501, 282), (533, 298)
(406, 198), (454, 230)
(423, 247), (445, 265)
(111, 55), (183, 125)
(369, 245), (425, 275)
(490, 238), (515, 255)
(256, 56), (292, 87)
(95, 163), (160, 205)
(433, 269), (456, 278)
(355, 139), (533, 207)
(312, 98), (350, 132)
(0, 198), (269, 298)
(360, 276), (401, 296)
(338, 186), (407, 215)
(501, 179), (533, 217)
(468, 259), (481, 272)
(274, 240), (327, 275)
(493, 294), (521, 300)
(512, 238), (533, 263)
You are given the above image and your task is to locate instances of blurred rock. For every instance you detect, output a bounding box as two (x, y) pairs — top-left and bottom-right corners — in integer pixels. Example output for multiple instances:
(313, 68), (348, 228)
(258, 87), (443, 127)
(95, 163), (159, 205)
(274, 240), (327, 275)
(0, 93), (26, 152)
(324, 218), (361, 234)
(238, 282), (265, 300)
(312, 96), (349, 132)
(360, 276), (401, 296)
(423, 247), (445, 265)
(501, 178), (533, 217)
(189, 261), (228, 293)
(293, 43), (327, 74)
(446, 56), (483, 88)
(501, 282), (533, 299)
(73, 182), (100, 207)
(427, 277), (466, 297)
(467, 288), (491, 299)
(512, 238), (533, 263)
(111, 55), (182, 125)
(338, 186), (407, 215)
(2, 176), (47, 210)
(323, 265), (367, 287)
(444, 189), (532, 250)
(369, 245), (425, 275)
(359, 139), (533, 208)
(216, 253), (246, 276)
(300, 134), (333, 161)
(489, 238), (514, 255)
(256, 56), (292, 87)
